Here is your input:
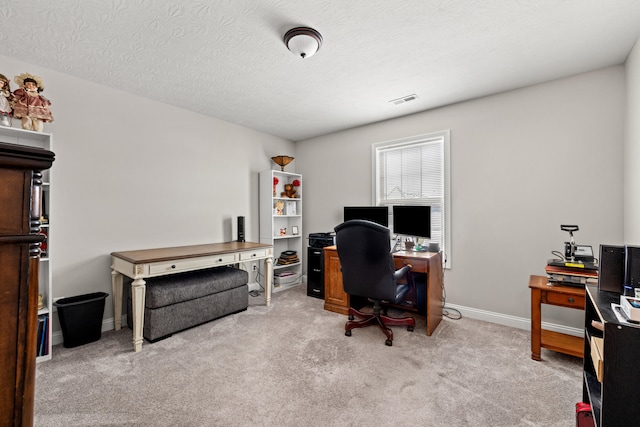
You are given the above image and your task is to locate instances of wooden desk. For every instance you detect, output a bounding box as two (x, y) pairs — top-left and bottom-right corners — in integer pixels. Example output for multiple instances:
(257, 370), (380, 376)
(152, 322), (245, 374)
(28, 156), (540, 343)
(323, 246), (444, 336)
(111, 242), (273, 352)
(529, 274), (585, 361)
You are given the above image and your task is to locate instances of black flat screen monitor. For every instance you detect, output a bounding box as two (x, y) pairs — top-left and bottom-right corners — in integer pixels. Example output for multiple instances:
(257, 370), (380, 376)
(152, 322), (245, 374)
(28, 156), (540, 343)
(343, 206), (389, 227)
(392, 205), (431, 239)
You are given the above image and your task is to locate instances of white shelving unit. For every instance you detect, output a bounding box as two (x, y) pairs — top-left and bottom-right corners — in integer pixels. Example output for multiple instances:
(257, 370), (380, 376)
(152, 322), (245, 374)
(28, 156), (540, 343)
(260, 170), (302, 293)
(0, 126), (53, 362)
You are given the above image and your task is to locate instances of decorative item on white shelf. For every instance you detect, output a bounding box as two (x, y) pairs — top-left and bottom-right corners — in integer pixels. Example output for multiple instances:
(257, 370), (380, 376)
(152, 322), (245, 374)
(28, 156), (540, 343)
(281, 183), (297, 198)
(292, 179), (301, 197)
(13, 72), (54, 132)
(285, 201), (296, 216)
(271, 155), (294, 171)
(279, 228), (287, 236)
(274, 200), (284, 215)
(0, 73), (12, 127)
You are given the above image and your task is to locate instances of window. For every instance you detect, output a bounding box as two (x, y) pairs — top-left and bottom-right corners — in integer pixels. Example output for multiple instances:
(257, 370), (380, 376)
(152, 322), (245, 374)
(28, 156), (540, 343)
(372, 130), (451, 268)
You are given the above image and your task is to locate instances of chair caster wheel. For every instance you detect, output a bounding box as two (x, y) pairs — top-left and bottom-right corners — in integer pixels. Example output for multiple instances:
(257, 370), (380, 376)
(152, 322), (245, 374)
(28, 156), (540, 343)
(345, 330), (352, 337)
(385, 339), (393, 346)
(407, 326), (414, 332)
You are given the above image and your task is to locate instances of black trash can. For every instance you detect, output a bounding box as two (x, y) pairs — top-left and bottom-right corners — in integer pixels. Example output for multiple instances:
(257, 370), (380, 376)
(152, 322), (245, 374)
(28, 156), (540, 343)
(54, 292), (108, 348)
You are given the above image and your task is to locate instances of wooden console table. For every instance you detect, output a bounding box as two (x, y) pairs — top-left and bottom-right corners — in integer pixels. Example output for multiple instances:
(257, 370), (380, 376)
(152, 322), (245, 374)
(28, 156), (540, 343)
(111, 242), (273, 352)
(529, 274), (585, 361)
(323, 246), (444, 336)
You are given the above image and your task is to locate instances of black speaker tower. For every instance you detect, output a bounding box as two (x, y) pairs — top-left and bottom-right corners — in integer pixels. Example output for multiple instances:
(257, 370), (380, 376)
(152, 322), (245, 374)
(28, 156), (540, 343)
(625, 245), (640, 289)
(237, 216), (245, 242)
(598, 244), (625, 294)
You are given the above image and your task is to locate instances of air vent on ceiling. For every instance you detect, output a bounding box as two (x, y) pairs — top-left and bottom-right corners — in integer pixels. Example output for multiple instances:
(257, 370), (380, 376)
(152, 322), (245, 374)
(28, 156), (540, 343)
(389, 94), (419, 105)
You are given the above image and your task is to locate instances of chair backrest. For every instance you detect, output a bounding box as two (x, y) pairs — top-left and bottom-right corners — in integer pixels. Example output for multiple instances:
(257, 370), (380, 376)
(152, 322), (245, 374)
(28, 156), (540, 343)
(334, 219), (398, 302)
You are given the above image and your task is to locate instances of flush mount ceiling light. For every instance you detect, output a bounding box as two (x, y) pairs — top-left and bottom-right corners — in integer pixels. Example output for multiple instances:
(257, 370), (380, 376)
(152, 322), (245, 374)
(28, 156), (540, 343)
(284, 27), (323, 59)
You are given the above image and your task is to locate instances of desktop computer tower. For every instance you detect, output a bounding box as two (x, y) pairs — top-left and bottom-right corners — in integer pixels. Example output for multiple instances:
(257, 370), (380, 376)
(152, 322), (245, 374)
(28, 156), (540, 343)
(307, 247), (324, 299)
(625, 245), (640, 289)
(598, 244), (625, 294)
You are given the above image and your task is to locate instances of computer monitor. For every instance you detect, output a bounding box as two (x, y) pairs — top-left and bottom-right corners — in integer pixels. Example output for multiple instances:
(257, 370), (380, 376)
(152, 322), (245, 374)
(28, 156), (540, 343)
(343, 206), (389, 227)
(392, 205), (431, 239)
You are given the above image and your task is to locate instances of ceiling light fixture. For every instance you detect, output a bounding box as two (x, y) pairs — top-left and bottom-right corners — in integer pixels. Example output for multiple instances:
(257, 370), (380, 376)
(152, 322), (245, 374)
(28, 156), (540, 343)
(284, 27), (323, 59)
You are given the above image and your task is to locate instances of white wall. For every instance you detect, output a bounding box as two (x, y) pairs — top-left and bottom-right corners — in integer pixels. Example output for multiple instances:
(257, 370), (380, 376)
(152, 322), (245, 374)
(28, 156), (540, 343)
(297, 66), (626, 330)
(625, 39), (640, 243)
(0, 54), (296, 332)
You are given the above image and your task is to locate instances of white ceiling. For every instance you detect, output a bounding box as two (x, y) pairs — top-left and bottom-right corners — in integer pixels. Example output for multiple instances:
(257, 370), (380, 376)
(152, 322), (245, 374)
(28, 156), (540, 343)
(1, 0), (640, 141)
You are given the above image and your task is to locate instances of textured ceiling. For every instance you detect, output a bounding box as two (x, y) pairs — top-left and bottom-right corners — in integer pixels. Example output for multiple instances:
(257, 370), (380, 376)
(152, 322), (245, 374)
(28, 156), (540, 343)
(1, 0), (640, 141)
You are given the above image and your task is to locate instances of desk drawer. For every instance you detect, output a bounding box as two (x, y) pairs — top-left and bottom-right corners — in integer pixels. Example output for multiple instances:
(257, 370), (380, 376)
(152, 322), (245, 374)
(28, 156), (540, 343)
(240, 249), (268, 261)
(394, 259), (428, 273)
(149, 253), (237, 274)
(544, 291), (585, 309)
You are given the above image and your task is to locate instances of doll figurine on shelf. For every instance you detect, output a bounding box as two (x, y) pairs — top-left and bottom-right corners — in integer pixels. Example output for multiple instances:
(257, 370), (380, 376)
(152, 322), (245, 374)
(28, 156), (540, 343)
(0, 73), (12, 127)
(12, 72), (53, 132)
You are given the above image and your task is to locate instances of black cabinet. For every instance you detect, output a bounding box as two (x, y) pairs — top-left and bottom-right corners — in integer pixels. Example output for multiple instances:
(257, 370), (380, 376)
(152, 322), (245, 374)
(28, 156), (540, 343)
(307, 247), (324, 299)
(582, 285), (640, 426)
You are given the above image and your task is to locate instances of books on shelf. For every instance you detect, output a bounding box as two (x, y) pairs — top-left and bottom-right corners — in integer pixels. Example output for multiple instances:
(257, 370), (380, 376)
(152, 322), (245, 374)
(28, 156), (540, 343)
(36, 314), (49, 357)
(276, 250), (299, 265)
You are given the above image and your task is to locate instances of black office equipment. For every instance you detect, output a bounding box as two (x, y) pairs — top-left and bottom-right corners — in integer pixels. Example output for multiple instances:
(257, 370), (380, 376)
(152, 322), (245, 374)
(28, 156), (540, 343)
(306, 232), (335, 299)
(598, 244), (626, 294)
(343, 206), (389, 227)
(392, 205), (431, 239)
(625, 245), (640, 289)
(237, 216), (245, 242)
(307, 247), (324, 299)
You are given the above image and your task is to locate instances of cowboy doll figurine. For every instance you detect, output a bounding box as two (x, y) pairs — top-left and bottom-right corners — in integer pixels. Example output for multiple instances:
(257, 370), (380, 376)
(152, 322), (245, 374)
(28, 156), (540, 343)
(12, 72), (53, 132)
(0, 73), (12, 127)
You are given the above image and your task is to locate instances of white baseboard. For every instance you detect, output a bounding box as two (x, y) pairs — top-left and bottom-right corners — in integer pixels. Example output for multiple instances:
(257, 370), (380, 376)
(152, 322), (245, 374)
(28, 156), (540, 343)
(445, 303), (583, 337)
(50, 301), (582, 347)
(247, 277), (307, 293)
(51, 317), (122, 347)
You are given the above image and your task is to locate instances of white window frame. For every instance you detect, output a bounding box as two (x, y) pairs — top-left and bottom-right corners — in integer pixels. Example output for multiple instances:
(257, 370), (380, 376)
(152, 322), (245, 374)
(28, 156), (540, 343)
(371, 130), (451, 268)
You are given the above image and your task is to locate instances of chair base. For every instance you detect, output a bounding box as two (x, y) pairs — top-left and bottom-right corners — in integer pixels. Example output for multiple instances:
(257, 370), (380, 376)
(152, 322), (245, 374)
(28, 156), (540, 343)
(345, 303), (415, 346)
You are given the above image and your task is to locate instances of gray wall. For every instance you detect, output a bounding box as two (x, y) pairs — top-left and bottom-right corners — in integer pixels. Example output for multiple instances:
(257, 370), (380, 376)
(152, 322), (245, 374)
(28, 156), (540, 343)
(625, 39), (640, 242)
(297, 66), (626, 331)
(3, 35), (639, 339)
(0, 54), (296, 339)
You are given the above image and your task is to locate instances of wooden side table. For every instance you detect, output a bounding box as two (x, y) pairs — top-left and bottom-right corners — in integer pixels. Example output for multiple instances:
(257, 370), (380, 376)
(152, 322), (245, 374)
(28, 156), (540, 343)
(529, 274), (585, 361)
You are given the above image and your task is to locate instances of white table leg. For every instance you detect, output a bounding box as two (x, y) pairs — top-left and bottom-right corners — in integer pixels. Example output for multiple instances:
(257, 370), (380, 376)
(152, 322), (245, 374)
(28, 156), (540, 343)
(111, 269), (123, 330)
(131, 277), (146, 352)
(265, 256), (273, 306)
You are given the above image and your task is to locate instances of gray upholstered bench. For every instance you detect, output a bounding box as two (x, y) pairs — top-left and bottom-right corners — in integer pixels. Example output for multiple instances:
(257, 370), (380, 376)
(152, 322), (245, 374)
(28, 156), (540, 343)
(127, 266), (248, 342)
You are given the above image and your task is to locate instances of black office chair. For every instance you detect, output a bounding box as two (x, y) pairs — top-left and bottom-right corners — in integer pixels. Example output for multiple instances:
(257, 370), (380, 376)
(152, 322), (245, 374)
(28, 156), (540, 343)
(334, 219), (416, 346)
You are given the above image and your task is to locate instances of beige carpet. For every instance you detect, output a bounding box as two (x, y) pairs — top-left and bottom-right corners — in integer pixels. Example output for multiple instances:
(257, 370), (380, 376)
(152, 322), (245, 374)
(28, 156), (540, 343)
(34, 284), (582, 426)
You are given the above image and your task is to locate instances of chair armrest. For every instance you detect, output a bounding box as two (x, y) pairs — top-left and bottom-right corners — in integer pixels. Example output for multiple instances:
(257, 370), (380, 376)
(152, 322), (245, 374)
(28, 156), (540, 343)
(393, 264), (412, 281)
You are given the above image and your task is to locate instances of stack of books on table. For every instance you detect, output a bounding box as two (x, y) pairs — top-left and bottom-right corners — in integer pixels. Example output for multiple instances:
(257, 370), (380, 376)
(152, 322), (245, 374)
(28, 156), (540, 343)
(546, 260), (598, 286)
